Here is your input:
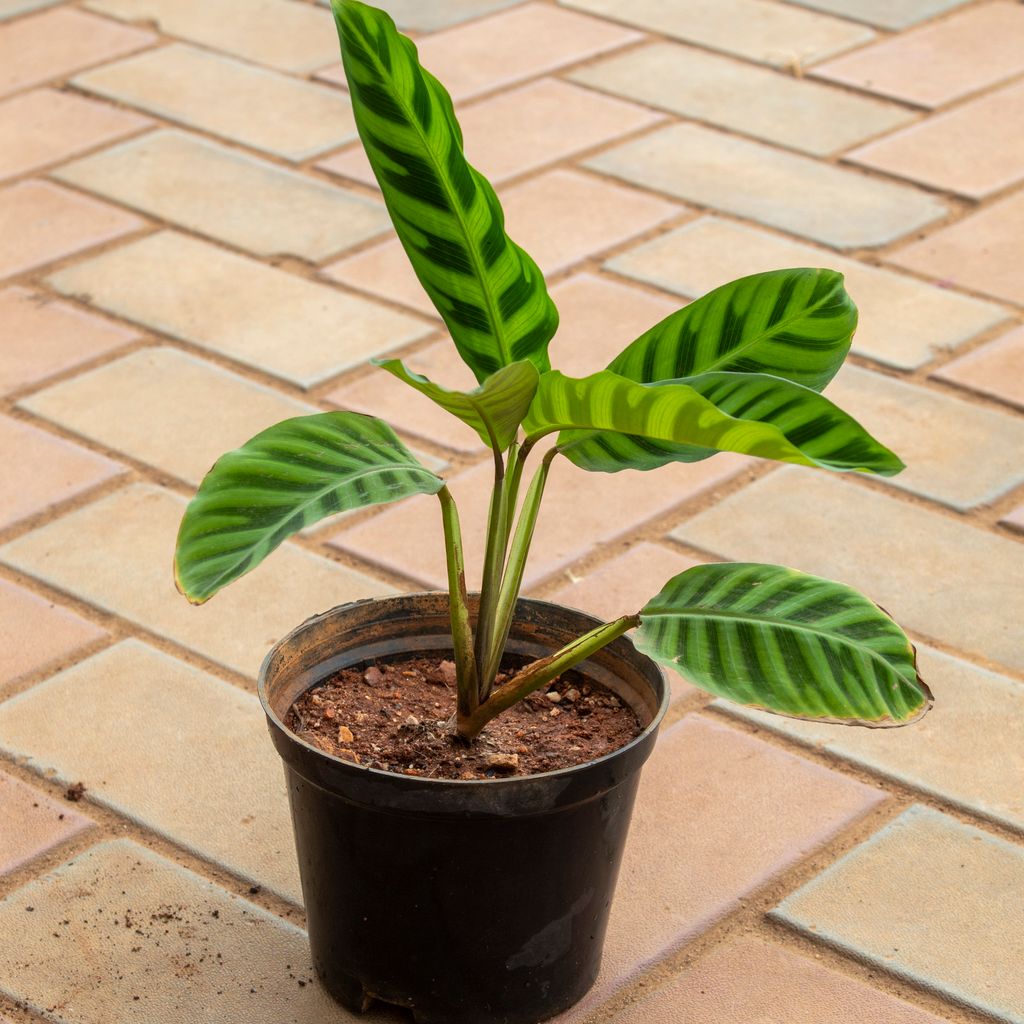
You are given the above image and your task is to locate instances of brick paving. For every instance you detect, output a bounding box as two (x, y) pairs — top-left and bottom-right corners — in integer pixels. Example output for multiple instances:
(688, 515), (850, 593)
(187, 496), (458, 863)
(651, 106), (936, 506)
(0, 1), (1020, 1022)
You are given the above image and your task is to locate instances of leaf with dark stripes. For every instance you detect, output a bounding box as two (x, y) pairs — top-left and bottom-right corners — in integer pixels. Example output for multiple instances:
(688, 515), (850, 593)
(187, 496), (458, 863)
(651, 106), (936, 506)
(523, 370), (903, 475)
(374, 358), (538, 450)
(332, 0), (558, 383)
(611, 269), (857, 391)
(175, 412), (444, 604)
(635, 563), (931, 726)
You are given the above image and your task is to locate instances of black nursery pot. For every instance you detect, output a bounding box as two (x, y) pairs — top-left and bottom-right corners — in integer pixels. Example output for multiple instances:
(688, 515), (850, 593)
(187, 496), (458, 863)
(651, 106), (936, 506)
(258, 592), (669, 1024)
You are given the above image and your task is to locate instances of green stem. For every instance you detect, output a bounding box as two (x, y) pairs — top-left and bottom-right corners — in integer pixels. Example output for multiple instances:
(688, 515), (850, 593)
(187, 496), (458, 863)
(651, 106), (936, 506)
(438, 486), (477, 723)
(474, 444), (507, 690)
(457, 614), (641, 740)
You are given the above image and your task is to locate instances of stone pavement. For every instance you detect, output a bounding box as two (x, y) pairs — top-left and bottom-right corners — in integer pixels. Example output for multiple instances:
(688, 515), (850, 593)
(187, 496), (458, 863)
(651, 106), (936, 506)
(0, 0), (1022, 1020)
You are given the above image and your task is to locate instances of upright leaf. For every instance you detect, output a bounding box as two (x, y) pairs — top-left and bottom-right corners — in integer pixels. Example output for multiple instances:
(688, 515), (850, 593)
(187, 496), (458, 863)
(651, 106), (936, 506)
(175, 412), (444, 604)
(332, 0), (558, 383)
(524, 370), (903, 476)
(374, 358), (539, 450)
(611, 269), (857, 391)
(635, 563), (931, 726)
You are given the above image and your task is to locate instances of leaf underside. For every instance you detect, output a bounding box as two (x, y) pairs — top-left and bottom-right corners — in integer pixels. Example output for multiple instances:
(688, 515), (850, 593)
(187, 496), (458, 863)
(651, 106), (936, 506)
(174, 412), (444, 603)
(333, 0), (558, 383)
(635, 563), (931, 726)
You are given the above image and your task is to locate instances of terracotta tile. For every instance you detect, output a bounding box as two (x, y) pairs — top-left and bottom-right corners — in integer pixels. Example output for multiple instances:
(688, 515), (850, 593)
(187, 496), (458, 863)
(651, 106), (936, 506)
(324, 274), (682, 451)
(20, 347), (320, 486)
(0, 88), (149, 183)
(933, 325), (1024, 411)
(73, 44), (357, 162)
(773, 806), (1024, 1024)
(0, 484), (395, 678)
(53, 130), (389, 262)
(606, 216), (1006, 371)
(46, 231), (433, 389)
(587, 123), (945, 249)
(0, 642), (300, 901)
(815, 1), (1024, 107)
(0, 414), (124, 529)
(0, 180), (145, 281)
(408, 3), (641, 103)
(849, 79), (1024, 200)
(0, 7), (154, 97)
(558, 716), (884, 1017)
(329, 452), (748, 591)
(607, 936), (950, 1024)
(559, 0), (874, 68)
(825, 364), (1024, 510)
(0, 770), (91, 876)
(672, 467), (1024, 674)
(572, 41), (914, 157)
(0, 840), (359, 1022)
(318, 77), (662, 187)
(888, 189), (1024, 306)
(725, 644), (1024, 833)
(0, 287), (138, 395)
(357, 0), (529, 32)
(0, 577), (106, 686)
(84, 0), (336, 73)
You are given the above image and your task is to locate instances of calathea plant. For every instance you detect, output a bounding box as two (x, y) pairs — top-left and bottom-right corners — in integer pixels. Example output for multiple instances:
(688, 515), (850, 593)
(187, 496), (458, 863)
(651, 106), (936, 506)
(174, 0), (932, 742)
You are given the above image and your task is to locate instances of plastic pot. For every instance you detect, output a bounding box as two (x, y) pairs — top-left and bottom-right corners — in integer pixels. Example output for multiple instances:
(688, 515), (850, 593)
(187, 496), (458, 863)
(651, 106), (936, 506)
(258, 592), (669, 1024)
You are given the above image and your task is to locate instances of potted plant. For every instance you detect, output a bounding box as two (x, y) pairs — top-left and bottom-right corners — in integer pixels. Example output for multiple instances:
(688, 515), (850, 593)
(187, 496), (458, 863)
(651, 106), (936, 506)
(173, 3), (933, 1022)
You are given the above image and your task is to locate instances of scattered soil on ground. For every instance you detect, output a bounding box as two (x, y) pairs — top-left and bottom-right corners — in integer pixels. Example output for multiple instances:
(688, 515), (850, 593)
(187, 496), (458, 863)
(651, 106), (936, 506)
(286, 653), (642, 780)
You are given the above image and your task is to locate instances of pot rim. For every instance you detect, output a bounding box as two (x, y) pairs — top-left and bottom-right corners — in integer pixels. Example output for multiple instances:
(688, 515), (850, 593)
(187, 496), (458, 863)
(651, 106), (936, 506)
(258, 592), (670, 791)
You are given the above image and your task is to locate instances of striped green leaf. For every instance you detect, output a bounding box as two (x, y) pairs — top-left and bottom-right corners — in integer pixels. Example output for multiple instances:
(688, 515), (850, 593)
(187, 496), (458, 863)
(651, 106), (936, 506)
(175, 412), (444, 604)
(610, 269), (857, 392)
(374, 358), (539, 450)
(524, 370), (903, 476)
(332, 0), (558, 383)
(635, 563), (931, 726)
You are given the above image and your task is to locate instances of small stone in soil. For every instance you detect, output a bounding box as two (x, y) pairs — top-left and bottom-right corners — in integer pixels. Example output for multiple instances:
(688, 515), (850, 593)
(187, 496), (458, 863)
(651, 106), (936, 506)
(546, 691), (562, 703)
(483, 752), (519, 773)
(363, 666), (383, 686)
(337, 725), (354, 744)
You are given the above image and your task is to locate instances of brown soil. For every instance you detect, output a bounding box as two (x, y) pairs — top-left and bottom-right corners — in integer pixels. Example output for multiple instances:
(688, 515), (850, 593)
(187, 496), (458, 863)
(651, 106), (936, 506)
(286, 653), (642, 780)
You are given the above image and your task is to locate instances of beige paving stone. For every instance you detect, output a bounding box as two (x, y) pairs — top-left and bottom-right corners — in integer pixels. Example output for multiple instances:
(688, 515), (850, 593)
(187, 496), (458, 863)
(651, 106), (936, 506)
(605, 217), (1005, 370)
(571, 42), (914, 157)
(357, 0), (527, 32)
(0, 770), (91, 876)
(0, 7), (154, 97)
(73, 44), (357, 162)
(557, 716), (884, 1017)
(0, 641), (300, 900)
(53, 130), (389, 262)
(20, 347), (320, 486)
(0, 484), (395, 678)
(724, 644), (1024, 832)
(0, 0), (60, 21)
(327, 170), (681, 309)
(318, 78), (662, 188)
(330, 452), (749, 591)
(0, 287), (139, 395)
(0, 415), (124, 530)
(46, 231), (432, 389)
(788, 0), (970, 29)
(84, 0), (337, 73)
(0, 840), (361, 1023)
(825, 364), (1024, 509)
(0, 180), (145, 280)
(558, 0), (874, 68)
(933, 325), (1024, 411)
(849, 79), (1024, 200)
(815, 1), (1024, 107)
(672, 468), (1024, 673)
(0, 577), (106, 687)
(0, 88), (149, 182)
(325, 274), (682, 451)
(888, 189), (1024, 306)
(1002, 504), (1024, 534)
(606, 936), (951, 1024)
(586, 123), (945, 249)
(773, 806), (1024, 1024)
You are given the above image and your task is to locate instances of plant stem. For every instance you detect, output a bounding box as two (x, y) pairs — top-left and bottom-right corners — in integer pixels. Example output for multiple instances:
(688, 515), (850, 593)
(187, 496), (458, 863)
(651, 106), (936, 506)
(456, 614), (641, 740)
(474, 444), (508, 692)
(438, 486), (478, 722)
